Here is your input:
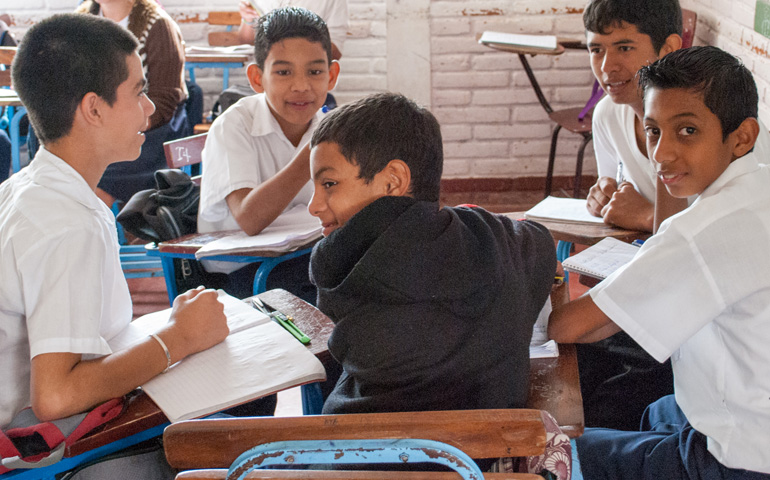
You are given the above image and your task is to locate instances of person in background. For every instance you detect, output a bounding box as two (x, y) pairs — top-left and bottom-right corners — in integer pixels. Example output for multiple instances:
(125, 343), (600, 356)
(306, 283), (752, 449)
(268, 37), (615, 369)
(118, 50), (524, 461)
(75, 0), (190, 206)
(237, 0), (348, 60)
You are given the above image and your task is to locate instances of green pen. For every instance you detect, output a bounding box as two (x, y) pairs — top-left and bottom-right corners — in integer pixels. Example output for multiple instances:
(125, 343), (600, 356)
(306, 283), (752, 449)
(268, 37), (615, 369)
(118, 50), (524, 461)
(271, 310), (311, 345)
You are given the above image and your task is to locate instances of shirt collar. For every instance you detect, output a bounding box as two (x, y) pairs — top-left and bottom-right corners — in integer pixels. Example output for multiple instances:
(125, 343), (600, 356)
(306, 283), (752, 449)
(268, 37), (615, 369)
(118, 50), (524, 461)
(29, 149), (114, 217)
(699, 151), (760, 201)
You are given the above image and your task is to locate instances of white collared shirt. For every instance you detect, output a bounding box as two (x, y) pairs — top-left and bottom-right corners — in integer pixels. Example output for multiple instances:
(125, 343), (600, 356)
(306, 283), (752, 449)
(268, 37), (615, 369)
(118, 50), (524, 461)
(591, 152), (770, 473)
(0, 149), (132, 427)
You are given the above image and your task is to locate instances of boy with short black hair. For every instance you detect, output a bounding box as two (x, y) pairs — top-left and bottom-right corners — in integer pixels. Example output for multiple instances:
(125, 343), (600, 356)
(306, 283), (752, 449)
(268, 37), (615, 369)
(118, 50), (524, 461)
(198, 6), (339, 301)
(1, 13), (227, 432)
(550, 46), (770, 479)
(583, 0), (684, 232)
(575, 0), (686, 431)
(308, 92), (557, 414)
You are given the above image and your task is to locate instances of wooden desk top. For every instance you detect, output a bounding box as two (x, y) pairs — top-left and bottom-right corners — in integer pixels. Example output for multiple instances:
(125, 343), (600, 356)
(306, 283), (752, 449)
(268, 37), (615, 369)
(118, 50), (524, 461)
(157, 231), (319, 258)
(66, 289), (334, 457)
(505, 211), (650, 246)
(68, 284), (584, 457)
(0, 91), (22, 108)
(185, 53), (250, 64)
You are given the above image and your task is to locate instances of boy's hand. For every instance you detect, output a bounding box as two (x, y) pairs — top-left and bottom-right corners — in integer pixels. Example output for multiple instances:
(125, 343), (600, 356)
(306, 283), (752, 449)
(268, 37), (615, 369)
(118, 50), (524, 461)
(164, 287), (228, 362)
(601, 183), (654, 232)
(586, 176), (618, 217)
(239, 0), (259, 22)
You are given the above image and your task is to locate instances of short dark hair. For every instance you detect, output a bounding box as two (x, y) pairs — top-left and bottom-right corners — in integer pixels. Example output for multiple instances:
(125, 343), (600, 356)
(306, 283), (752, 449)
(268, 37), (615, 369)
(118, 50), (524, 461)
(638, 46), (758, 139)
(12, 13), (138, 145)
(311, 93), (444, 202)
(583, 0), (682, 53)
(254, 7), (332, 70)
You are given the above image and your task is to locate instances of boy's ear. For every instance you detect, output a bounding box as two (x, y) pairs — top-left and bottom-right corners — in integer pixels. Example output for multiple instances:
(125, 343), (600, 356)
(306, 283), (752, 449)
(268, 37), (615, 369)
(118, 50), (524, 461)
(75, 92), (105, 128)
(658, 33), (682, 58)
(730, 117), (760, 160)
(327, 60), (340, 91)
(246, 63), (265, 94)
(382, 159), (412, 197)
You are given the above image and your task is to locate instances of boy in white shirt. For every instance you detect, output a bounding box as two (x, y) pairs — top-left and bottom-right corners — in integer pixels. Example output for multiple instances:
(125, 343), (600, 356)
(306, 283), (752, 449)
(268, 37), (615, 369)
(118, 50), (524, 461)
(550, 46), (770, 479)
(198, 7), (339, 301)
(0, 13), (227, 430)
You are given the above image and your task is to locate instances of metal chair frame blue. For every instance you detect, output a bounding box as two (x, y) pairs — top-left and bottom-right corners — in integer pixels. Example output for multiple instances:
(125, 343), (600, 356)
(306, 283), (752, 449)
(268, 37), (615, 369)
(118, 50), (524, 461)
(227, 439), (486, 480)
(0, 422), (168, 480)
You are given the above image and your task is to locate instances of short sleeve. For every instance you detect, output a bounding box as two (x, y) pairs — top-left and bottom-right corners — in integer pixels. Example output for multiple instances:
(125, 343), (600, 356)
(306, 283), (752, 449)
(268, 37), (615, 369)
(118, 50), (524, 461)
(591, 97), (621, 180)
(20, 226), (113, 358)
(590, 224), (724, 363)
(198, 109), (264, 224)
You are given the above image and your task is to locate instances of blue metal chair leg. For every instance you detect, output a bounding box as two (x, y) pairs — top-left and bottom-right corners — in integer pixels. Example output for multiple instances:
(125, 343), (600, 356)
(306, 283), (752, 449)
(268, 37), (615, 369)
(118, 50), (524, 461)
(557, 240), (573, 283)
(300, 383), (324, 415)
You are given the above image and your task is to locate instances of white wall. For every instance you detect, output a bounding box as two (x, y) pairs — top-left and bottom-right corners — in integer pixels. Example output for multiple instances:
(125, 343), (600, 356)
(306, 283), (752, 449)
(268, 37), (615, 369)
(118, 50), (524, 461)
(5, 0), (770, 181)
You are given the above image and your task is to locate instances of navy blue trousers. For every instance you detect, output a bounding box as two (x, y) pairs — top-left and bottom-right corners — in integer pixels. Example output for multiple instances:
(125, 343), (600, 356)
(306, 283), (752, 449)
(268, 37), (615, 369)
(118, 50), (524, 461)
(576, 395), (770, 479)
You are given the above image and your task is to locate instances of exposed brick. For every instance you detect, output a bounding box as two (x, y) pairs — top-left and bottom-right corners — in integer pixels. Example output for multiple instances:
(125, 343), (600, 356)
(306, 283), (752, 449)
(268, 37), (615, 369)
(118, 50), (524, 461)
(432, 17), (472, 36)
(433, 89), (473, 106)
(441, 124), (473, 142)
(433, 54), (472, 72)
(443, 141), (510, 158)
(434, 106), (510, 124)
(433, 71), (511, 88)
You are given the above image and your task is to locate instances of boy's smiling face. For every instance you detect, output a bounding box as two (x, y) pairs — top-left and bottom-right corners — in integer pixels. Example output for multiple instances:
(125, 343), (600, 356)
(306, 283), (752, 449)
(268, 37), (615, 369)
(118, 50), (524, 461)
(587, 22), (673, 106)
(248, 38), (339, 143)
(643, 87), (748, 198)
(309, 142), (403, 237)
(103, 52), (155, 162)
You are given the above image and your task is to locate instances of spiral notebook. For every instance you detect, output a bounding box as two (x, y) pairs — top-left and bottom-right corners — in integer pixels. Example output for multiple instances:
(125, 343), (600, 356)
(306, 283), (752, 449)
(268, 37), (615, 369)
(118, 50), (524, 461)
(561, 237), (641, 280)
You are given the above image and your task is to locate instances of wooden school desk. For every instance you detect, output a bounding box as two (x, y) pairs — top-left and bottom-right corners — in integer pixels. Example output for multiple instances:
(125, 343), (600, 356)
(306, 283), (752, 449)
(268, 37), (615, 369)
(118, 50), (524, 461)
(185, 51), (250, 90)
(50, 286), (583, 477)
(0, 289), (335, 480)
(147, 232), (319, 305)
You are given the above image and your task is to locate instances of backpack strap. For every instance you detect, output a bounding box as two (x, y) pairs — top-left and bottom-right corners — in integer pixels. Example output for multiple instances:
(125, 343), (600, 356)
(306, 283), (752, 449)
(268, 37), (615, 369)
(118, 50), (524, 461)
(0, 397), (124, 473)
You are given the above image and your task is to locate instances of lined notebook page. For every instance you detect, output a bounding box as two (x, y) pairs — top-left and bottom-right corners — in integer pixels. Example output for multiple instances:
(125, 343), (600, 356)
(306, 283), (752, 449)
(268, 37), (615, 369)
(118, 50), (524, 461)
(562, 237), (640, 280)
(107, 292), (325, 422)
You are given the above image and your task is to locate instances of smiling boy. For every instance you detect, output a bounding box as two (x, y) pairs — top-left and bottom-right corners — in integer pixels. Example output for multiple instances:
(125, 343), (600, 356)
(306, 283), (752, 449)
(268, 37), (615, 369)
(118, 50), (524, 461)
(307, 93), (556, 415)
(0, 13), (227, 434)
(550, 46), (770, 479)
(198, 7), (339, 301)
(583, 0), (684, 232)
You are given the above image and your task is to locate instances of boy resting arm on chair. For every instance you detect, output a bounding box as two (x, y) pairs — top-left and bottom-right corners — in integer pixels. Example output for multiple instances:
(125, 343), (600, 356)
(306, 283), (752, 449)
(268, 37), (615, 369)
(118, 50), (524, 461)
(550, 46), (770, 479)
(307, 93), (557, 415)
(0, 14), (227, 427)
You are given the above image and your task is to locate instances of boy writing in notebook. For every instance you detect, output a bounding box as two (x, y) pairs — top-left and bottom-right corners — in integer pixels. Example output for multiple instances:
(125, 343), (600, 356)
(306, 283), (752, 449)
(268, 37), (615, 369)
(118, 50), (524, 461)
(0, 14), (227, 431)
(198, 7), (340, 302)
(550, 46), (770, 479)
(308, 93), (556, 414)
(583, 0), (685, 232)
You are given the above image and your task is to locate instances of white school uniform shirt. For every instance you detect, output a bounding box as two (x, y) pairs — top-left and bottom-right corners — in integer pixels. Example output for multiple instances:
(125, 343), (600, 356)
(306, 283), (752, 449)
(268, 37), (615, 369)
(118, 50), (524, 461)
(254, 0), (348, 52)
(0, 149), (132, 428)
(590, 152), (770, 474)
(592, 96), (770, 201)
(197, 94), (321, 273)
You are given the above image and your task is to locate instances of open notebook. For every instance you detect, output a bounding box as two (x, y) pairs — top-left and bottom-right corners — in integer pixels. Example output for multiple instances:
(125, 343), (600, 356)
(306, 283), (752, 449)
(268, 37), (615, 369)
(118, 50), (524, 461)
(562, 237), (641, 280)
(107, 292), (326, 422)
(195, 205), (323, 259)
(525, 196), (605, 225)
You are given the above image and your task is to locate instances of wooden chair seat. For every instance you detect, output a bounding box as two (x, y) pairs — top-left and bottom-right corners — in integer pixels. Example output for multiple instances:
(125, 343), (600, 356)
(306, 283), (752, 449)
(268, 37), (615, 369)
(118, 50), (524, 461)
(164, 409), (549, 480)
(548, 107), (592, 135)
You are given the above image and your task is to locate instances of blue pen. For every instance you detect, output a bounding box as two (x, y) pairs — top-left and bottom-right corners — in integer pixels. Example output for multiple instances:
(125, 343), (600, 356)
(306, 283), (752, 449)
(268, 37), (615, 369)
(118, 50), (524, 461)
(631, 239), (645, 247)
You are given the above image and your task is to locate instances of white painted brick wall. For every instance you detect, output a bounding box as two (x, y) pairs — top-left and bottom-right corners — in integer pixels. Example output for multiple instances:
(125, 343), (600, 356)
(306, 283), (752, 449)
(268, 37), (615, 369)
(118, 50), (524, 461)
(7, 0), (770, 182)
